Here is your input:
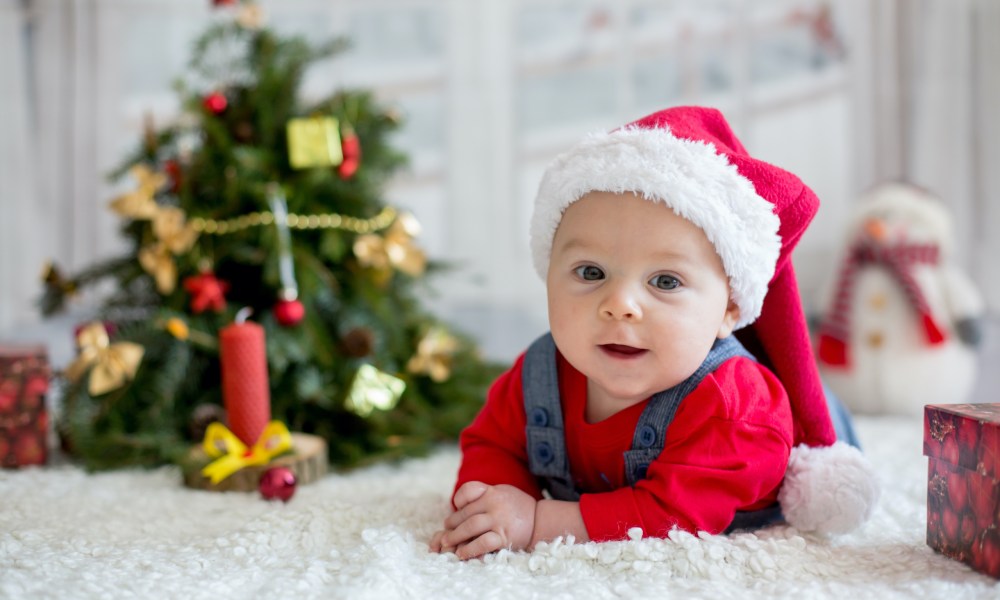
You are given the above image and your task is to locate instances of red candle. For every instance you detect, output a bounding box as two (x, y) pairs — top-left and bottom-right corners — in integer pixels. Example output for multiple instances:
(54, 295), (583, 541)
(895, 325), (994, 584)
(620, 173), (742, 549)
(219, 315), (270, 446)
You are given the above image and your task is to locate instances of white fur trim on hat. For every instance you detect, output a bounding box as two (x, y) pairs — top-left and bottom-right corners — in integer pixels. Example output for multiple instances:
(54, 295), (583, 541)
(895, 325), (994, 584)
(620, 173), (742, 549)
(530, 126), (781, 329)
(778, 441), (880, 534)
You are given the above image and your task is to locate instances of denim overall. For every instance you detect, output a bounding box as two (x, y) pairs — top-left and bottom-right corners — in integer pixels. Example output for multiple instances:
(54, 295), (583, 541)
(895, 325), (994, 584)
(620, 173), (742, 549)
(522, 332), (784, 533)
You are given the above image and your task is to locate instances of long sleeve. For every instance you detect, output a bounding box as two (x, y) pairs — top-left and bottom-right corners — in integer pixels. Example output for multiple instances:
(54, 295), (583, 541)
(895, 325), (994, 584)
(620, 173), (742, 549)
(453, 354), (542, 505)
(577, 358), (793, 540)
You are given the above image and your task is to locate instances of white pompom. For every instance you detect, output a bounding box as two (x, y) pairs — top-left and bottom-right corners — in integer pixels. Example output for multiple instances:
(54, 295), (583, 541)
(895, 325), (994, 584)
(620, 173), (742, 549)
(778, 442), (880, 535)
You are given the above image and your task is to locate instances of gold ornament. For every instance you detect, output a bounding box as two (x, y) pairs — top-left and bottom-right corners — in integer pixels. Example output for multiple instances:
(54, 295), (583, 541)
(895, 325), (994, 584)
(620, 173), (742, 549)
(344, 364), (406, 417)
(190, 206), (395, 236)
(353, 213), (427, 282)
(109, 165), (167, 220)
(152, 206), (198, 254)
(138, 207), (198, 294)
(286, 116), (343, 169)
(64, 323), (145, 396)
(407, 327), (459, 382)
(158, 316), (218, 349)
(139, 243), (178, 294)
(164, 317), (190, 341)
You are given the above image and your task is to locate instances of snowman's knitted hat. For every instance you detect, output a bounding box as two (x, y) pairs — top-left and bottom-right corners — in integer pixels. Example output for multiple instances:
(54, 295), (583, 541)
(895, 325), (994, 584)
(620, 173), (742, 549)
(530, 106), (878, 534)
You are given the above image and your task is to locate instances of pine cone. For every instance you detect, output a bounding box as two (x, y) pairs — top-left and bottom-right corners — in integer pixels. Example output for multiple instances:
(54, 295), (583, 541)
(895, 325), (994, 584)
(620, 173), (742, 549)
(341, 327), (375, 358)
(189, 403), (227, 441)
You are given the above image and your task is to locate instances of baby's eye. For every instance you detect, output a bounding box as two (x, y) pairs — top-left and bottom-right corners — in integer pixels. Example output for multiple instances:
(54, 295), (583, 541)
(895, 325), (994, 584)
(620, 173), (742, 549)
(574, 265), (605, 281)
(649, 274), (680, 290)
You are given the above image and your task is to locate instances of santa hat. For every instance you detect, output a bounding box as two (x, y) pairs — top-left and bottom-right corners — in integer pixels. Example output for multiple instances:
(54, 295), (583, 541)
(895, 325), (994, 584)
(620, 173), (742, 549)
(530, 106), (879, 535)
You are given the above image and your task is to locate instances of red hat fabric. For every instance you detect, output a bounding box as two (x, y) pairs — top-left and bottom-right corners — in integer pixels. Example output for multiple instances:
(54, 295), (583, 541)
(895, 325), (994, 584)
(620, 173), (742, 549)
(530, 106), (878, 534)
(635, 108), (837, 450)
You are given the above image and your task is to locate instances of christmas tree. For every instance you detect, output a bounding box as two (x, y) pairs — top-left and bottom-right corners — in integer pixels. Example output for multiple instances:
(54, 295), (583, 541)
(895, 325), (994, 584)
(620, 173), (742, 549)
(41, 2), (499, 471)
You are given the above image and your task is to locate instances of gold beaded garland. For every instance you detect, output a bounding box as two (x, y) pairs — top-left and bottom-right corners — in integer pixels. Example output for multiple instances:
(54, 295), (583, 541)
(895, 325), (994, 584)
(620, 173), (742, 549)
(189, 206), (396, 236)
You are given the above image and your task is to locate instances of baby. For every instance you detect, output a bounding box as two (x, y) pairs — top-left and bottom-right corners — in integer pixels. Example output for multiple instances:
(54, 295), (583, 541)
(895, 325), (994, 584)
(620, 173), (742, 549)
(431, 106), (878, 560)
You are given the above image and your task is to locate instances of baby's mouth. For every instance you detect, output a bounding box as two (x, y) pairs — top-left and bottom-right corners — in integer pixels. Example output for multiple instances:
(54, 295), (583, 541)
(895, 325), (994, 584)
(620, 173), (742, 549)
(599, 344), (647, 358)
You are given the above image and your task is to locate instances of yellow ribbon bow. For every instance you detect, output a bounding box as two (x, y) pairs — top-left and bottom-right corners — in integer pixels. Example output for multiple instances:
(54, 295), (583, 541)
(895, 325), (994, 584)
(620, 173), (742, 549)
(353, 212), (427, 283)
(201, 421), (293, 484)
(64, 323), (145, 396)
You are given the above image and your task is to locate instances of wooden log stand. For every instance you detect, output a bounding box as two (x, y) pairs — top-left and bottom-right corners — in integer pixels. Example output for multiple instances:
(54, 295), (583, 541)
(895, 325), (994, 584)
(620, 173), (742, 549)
(181, 432), (328, 492)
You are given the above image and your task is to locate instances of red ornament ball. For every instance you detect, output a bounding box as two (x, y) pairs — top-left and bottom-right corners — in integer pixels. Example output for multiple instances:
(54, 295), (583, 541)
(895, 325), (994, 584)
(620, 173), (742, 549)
(212, 0), (237, 7)
(338, 131), (361, 179)
(259, 467), (297, 502)
(203, 91), (228, 115)
(274, 298), (305, 327)
(164, 159), (182, 193)
(338, 158), (359, 180)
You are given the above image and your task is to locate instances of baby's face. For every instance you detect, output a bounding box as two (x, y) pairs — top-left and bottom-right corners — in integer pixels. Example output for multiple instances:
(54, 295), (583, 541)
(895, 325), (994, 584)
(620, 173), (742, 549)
(546, 191), (739, 409)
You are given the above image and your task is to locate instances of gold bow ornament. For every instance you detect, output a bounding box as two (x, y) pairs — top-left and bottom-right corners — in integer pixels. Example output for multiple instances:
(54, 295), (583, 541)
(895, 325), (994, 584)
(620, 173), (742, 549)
(344, 364), (406, 417)
(353, 212), (426, 283)
(406, 327), (459, 382)
(109, 165), (168, 220)
(64, 323), (145, 396)
(201, 420), (293, 484)
(138, 206), (199, 294)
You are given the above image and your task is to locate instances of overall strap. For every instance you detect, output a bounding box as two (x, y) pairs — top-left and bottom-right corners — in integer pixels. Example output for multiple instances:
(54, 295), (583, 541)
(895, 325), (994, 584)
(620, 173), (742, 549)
(523, 332), (785, 532)
(522, 333), (579, 501)
(623, 335), (755, 485)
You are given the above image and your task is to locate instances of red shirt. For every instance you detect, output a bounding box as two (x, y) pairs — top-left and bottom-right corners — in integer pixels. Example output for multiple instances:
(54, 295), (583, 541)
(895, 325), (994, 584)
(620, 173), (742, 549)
(455, 348), (793, 541)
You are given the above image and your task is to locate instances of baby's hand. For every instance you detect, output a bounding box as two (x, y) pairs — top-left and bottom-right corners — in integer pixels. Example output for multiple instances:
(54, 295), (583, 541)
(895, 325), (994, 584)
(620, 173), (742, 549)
(428, 529), (455, 555)
(430, 481), (536, 560)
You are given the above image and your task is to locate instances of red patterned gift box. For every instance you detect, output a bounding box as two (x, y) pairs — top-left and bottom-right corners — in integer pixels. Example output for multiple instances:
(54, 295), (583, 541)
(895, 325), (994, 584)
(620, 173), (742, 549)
(0, 345), (50, 467)
(924, 403), (1000, 578)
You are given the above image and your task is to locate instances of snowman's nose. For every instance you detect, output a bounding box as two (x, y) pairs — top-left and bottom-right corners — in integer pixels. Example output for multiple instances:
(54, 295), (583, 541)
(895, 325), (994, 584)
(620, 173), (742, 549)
(864, 218), (887, 242)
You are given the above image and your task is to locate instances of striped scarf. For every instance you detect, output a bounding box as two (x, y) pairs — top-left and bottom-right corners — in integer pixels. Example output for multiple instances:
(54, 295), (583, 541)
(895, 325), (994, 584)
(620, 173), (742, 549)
(818, 240), (946, 367)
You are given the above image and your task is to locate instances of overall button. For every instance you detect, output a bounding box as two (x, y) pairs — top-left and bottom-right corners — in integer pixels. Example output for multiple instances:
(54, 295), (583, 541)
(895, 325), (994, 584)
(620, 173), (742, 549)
(530, 407), (549, 427)
(536, 441), (554, 465)
(634, 462), (650, 480)
(637, 425), (657, 448)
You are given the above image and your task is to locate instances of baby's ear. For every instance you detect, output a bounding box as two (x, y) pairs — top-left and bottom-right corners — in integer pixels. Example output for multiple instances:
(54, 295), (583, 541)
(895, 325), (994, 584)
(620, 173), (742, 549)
(716, 300), (740, 339)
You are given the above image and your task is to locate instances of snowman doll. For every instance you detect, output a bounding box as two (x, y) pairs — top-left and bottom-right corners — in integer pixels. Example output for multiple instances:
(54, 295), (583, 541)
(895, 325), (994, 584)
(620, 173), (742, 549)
(816, 182), (984, 417)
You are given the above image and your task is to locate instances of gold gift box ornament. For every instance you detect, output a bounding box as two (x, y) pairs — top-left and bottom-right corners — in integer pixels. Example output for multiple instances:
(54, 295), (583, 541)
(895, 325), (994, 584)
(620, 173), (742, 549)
(286, 116), (343, 170)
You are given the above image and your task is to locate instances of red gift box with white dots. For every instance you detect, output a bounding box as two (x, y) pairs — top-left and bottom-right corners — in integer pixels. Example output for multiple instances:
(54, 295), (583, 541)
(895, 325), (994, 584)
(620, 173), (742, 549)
(924, 403), (1000, 578)
(0, 345), (50, 468)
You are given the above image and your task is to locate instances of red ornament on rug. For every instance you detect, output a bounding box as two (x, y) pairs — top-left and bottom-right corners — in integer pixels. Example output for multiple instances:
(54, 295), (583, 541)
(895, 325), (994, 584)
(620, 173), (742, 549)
(203, 91), (228, 115)
(259, 466), (297, 502)
(183, 271), (230, 314)
(338, 126), (361, 179)
(274, 297), (305, 327)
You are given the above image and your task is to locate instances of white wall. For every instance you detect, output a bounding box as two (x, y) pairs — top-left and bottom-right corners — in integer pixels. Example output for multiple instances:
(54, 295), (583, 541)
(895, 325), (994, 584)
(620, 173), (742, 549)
(0, 0), (41, 333)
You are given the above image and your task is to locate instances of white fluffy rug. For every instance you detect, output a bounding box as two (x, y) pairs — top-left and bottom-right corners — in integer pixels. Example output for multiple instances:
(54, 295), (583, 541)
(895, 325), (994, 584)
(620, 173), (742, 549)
(1, 416), (998, 599)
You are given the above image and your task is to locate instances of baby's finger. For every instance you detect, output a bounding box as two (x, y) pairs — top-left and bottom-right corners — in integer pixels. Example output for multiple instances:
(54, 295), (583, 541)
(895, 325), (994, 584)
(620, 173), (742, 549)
(428, 529), (448, 552)
(440, 512), (493, 549)
(444, 500), (482, 530)
(456, 530), (504, 560)
(452, 481), (489, 510)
